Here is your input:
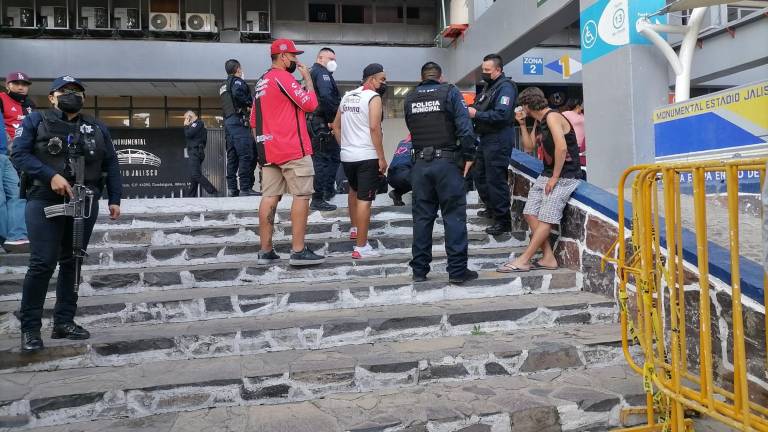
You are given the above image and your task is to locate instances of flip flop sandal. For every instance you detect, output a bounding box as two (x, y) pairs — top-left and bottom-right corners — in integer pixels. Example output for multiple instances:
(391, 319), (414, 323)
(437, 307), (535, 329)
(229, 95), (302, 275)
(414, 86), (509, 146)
(532, 260), (559, 271)
(496, 262), (532, 273)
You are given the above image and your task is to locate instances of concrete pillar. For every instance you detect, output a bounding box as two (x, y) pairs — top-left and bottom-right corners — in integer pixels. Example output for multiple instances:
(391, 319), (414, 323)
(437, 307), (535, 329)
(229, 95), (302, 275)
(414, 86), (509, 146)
(580, 0), (669, 190)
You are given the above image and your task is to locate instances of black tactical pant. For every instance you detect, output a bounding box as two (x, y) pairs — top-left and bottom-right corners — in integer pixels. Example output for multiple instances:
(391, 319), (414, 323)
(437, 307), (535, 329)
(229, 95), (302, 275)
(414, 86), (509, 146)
(19, 198), (98, 332)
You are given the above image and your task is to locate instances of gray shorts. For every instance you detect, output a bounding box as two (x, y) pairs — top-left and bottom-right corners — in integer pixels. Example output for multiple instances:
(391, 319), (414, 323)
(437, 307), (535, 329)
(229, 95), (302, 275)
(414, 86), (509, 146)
(523, 175), (581, 224)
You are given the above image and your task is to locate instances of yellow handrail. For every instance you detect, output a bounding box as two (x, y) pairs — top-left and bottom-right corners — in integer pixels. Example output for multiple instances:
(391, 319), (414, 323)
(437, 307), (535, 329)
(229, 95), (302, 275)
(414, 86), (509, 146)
(605, 159), (768, 432)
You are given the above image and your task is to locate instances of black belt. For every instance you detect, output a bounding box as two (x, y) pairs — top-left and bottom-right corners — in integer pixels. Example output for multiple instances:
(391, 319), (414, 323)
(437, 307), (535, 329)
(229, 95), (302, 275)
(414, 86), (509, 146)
(413, 149), (458, 160)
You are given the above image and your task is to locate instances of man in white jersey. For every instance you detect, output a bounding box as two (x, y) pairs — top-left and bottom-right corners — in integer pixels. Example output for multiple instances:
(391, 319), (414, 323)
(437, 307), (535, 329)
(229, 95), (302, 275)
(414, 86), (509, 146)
(331, 63), (387, 259)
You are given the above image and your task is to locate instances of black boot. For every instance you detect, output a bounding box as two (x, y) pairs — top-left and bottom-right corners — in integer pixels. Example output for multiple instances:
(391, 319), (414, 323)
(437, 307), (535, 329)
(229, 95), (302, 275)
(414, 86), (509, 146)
(485, 221), (512, 236)
(21, 330), (44, 353)
(310, 199), (337, 211)
(228, 189), (240, 197)
(240, 189), (262, 197)
(449, 270), (479, 284)
(51, 322), (91, 340)
(388, 190), (405, 206)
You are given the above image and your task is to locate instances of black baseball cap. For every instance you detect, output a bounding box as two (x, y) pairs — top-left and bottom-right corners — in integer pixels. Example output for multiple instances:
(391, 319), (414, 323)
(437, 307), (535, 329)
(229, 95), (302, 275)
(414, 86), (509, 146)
(49, 75), (85, 94)
(362, 63), (385, 80)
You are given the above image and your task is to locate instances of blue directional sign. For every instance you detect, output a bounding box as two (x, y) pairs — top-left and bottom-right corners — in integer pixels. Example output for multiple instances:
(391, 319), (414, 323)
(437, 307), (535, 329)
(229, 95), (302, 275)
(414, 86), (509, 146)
(522, 57), (544, 75)
(581, 0), (666, 64)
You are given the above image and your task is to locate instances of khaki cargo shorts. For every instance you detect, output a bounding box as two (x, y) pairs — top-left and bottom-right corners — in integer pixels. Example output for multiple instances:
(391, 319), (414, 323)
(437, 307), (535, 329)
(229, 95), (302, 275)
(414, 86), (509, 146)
(261, 155), (315, 197)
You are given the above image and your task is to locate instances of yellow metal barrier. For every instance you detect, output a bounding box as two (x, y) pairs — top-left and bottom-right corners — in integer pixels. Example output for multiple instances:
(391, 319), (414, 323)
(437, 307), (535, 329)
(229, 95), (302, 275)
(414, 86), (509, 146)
(604, 159), (768, 432)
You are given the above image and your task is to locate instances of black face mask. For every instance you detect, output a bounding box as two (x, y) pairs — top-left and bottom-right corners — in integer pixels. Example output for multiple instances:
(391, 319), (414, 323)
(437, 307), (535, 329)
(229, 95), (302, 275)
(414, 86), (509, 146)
(57, 93), (84, 114)
(286, 60), (297, 74)
(481, 73), (493, 83)
(8, 91), (26, 103)
(376, 83), (388, 97)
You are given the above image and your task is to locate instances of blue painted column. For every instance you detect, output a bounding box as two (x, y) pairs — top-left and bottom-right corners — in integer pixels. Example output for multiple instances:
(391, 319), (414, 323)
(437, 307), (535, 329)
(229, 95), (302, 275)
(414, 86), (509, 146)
(579, 0), (670, 189)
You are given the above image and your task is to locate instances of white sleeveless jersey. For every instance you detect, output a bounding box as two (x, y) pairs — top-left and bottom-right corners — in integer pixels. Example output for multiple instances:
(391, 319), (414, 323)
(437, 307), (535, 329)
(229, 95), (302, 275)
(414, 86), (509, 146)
(339, 86), (380, 162)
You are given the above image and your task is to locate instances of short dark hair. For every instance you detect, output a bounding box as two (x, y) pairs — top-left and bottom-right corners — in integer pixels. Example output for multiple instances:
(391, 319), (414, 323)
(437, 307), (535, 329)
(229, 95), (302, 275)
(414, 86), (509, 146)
(518, 87), (548, 111)
(562, 97), (583, 111)
(483, 54), (503, 71)
(270, 53), (280, 62)
(319, 47), (335, 55)
(420, 62), (442, 81)
(225, 59), (241, 75)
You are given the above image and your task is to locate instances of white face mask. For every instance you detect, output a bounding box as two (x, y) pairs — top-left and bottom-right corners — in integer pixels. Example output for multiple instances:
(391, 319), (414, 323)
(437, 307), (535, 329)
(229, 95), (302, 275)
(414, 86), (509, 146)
(326, 60), (338, 73)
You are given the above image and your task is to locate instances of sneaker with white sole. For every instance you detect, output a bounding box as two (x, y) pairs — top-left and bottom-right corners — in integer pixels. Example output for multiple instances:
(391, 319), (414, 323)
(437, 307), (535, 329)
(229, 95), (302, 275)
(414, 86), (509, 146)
(349, 227), (358, 240)
(352, 243), (380, 259)
(2, 239), (30, 253)
(289, 247), (326, 266)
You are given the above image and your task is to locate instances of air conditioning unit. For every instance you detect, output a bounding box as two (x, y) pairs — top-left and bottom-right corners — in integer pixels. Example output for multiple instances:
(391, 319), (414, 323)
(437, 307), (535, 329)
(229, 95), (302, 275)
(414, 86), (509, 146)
(149, 12), (178, 31)
(40, 6), (68, 29)
(6, 7), (35, 28)
(185, 13), (216, 32)
(245, 11), (269, 33)
(80, 7), (108, 29)
(113, 8), (139, 30)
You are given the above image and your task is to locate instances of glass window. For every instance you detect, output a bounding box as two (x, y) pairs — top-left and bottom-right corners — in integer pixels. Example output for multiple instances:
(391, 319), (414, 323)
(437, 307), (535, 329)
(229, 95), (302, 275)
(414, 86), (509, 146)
(342, 5), (372, 23)
(167, 97), (199, 108)
(98, 110), (130, 127)
(97, 96), (130, 108)
(309, 4), (336, 23)
(376, 6), (402, 23)
(406, 7), (434, 24)
(201, 110), (224, 128)
(32, 96), (51, 109)
(167, 110), (188, 128)
(276, 2), (306, 20)
(201, 96), (220, 108)
(83, 95), (95, 108)
(131, 109), (166, 128)
(132, 96), (164, 107)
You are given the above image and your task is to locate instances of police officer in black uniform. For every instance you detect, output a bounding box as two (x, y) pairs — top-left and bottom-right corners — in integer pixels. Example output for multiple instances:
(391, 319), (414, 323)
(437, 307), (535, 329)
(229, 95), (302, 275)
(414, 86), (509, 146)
(404, 62), (478, 284)
(468, 54), (517, 235)
(183, 110), (217, 197)
(308, 47), (341, 211)
(12, 76), (122, 352)
(220, 59), (259, 197)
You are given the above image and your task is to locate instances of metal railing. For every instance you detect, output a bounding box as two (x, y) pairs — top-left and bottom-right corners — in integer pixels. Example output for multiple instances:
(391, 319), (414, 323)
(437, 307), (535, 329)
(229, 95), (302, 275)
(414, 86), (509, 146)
(604, 159), (768, 432)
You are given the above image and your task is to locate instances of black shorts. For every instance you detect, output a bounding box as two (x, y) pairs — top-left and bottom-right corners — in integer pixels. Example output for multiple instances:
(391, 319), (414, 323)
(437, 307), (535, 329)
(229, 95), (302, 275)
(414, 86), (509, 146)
(343, 159), (381, 201)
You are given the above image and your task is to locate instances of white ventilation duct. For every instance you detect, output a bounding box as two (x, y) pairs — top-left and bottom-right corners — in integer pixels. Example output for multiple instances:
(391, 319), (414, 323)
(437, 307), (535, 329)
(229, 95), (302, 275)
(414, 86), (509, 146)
(450, 0), (469, 25)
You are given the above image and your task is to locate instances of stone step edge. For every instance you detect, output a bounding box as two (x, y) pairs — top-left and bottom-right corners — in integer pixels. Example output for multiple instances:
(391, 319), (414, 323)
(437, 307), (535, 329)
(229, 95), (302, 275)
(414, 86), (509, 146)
(93, 203), (484, 223)
(0, 251), (519, 302)
(0, 328), (639, 430)
(0, 294), (617, 373)
(0, 270), (578, 334)
(0, 231), (522, 269)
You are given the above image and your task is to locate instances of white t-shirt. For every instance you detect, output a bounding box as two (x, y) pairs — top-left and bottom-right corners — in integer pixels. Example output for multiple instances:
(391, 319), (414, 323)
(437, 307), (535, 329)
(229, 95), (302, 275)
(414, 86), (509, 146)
(339, 86), (380, 162)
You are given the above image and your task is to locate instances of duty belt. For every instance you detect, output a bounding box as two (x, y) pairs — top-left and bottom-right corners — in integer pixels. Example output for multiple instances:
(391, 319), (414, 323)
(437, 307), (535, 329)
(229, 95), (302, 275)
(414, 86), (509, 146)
(413, 148), (458, 161)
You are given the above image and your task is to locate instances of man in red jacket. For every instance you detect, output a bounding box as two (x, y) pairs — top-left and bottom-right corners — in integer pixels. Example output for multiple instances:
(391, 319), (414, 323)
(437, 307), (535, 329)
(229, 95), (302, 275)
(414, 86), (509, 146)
(251, 39), (325, 266)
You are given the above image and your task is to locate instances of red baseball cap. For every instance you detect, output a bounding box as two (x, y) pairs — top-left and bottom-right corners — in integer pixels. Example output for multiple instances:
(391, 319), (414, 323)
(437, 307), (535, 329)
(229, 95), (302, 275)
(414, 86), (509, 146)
(5, 71), (31, 84)
(270, 39), (304, 55)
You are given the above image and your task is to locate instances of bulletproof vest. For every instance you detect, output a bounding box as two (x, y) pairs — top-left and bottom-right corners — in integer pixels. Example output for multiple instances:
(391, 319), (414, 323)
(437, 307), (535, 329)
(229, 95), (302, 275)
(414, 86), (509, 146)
(473, 77), (517, 135)
(405, 84), (456, 151)
(34, 110), (106, 184)
(219, 76), (241, 118)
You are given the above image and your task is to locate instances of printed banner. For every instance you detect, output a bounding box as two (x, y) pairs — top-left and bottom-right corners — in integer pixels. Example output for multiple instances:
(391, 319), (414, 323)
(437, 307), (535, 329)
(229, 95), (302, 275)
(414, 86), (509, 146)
(111, 128), (191, 198)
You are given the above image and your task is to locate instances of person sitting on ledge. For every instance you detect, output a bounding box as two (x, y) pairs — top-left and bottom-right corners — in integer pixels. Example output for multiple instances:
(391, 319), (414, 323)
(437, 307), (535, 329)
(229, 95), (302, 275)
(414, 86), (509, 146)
(497, 87), (581, 273)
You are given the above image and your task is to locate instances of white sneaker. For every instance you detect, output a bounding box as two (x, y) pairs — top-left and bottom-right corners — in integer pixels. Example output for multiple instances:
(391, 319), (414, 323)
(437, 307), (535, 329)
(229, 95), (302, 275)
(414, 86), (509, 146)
(349, 227), (358, 240)
(352, 243), (380, 259)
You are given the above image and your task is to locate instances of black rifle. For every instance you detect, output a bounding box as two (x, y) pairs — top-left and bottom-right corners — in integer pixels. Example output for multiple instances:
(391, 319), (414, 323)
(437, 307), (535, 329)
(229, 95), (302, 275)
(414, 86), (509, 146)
(42, 130), (95, 294)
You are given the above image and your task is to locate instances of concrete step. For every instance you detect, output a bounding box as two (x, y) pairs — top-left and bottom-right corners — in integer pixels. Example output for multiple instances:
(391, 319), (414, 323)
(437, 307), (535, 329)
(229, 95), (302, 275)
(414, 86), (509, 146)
(0, 323), (638, 430)
(0, 291), (616, 373)
(0, 231), (524, 271)
(0, 269), (578, 333)
(92, 203), (485, 228)
(0, 247), (522, 301)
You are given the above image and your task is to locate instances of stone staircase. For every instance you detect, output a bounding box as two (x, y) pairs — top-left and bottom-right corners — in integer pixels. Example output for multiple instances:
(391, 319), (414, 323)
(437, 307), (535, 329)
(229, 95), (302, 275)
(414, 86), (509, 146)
(0, 199), (646, 432)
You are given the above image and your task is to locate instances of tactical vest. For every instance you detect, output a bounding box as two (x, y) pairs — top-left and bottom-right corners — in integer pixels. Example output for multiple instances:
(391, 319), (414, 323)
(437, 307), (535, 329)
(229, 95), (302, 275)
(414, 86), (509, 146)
(472, 77), (517, 135)
(34, 110), (106, 184)
(405, 84), (456, 151)
(219, 76), (245, 119)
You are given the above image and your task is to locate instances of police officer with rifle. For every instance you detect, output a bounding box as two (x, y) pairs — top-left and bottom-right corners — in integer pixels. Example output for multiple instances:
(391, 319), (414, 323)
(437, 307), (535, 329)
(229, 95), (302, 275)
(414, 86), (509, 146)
(12, 76), (122, 353)
(404, 62), (478, 285)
